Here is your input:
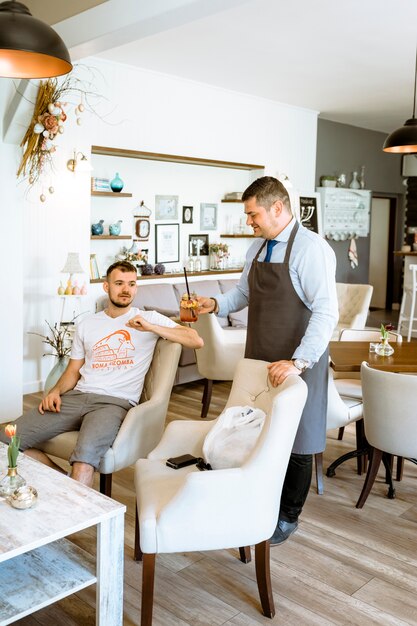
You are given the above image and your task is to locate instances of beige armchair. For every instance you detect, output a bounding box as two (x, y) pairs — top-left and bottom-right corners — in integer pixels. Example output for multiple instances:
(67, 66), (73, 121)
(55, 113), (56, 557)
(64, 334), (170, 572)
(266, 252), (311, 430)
(134, 358), (307, 625)
(332, 283), (373, 340)
(38, 339), (181, 496)
(356, 363), (417, 508)
(193, 313), (246, 417)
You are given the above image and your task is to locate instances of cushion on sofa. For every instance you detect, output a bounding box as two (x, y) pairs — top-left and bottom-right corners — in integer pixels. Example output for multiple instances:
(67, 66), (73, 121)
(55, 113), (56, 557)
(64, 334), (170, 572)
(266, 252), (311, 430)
(218, 279), (248, 328)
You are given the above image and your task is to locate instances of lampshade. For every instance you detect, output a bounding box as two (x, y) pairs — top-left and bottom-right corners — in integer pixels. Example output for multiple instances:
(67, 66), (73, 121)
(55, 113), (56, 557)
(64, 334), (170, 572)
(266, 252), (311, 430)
(61, 253), (84, 275)
(383, 48), (417, 154)
(0, 0), (72, 79)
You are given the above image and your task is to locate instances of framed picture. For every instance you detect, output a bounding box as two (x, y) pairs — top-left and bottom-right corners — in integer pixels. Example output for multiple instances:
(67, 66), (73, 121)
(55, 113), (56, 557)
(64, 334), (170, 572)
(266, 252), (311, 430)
(189, 234), (209, 257)
(182, 205), (193, 224)
(297, 193), (322, 236)
(155, 223), (180, 264)
(134, 218), (150, 240)
(155, 195), (178, 220)
(200, 203), (217, 230)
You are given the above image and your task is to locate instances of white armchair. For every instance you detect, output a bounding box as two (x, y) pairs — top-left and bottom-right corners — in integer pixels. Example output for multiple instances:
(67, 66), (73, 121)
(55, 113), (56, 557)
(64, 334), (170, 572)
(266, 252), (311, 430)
(193, 313), (246, 417)
(332, 283), (373, 340)
(356, 363), (417, 508)
(134, 358), (307, 625)
(38, 339), (181, 496)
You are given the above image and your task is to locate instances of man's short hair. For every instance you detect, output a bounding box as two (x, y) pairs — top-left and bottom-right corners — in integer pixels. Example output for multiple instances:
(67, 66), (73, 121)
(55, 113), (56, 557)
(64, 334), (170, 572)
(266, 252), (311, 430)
(242, 176), (291, 213)
(106, 261), (137, 279)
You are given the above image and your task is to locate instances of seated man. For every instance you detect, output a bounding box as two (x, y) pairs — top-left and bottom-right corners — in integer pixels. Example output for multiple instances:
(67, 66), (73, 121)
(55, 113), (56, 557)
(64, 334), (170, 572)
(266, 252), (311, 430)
(0, 261), (203, 487)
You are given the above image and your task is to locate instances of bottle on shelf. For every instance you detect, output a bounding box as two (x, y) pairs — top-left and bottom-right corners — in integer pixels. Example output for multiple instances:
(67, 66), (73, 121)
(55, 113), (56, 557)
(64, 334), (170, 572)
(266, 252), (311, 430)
(349, 171), (360, 189)
(359, 165), (366, 189)
(194, 254), (202, 272)
(187, 256), (195, 272)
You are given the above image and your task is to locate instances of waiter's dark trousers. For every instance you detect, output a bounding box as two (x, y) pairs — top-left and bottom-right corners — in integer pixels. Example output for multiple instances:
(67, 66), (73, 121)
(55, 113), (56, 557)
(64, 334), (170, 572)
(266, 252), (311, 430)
(279, 453), (313, 523)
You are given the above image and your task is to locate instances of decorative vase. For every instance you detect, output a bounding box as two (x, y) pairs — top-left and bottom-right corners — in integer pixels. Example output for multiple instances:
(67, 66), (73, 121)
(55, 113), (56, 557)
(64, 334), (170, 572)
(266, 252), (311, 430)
(209, 251), (224, 270)
(349, 171), (361, 189)
(109, 220), (123, 236)
(110, 172), (124, 193)
(91, 220), (104, 235)
(359, 165), (366, 189)
(0, 467), (26, 497)
(44, 356), (70, 394)
(375, 338), (394, 357)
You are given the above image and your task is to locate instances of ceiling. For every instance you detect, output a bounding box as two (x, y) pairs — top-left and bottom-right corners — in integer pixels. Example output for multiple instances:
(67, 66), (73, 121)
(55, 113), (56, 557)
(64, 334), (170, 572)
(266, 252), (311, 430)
(25, 0), (417, 134)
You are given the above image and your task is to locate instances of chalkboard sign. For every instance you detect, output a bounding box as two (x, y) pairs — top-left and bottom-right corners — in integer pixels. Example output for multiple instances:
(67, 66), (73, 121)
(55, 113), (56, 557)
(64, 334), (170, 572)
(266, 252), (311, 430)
(299, 194), (322, 236)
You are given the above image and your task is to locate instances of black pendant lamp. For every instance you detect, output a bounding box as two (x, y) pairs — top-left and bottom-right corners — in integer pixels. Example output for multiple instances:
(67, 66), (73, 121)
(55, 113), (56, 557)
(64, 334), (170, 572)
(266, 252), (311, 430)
(383, 47), (417, 154)
(0, 0), (72, 78)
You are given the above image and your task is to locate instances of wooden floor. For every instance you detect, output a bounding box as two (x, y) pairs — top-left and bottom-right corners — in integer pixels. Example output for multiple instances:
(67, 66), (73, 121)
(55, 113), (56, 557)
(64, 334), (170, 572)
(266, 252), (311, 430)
(12, 377), (417, 626)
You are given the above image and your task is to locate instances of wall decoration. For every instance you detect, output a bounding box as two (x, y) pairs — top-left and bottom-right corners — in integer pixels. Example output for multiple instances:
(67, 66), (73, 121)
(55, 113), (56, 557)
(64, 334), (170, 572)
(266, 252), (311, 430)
(155, 195), (179, 220)
(297, 193), (322, 236)
(135, 218), (150, 240)
(182, 205), (193, 224)
(189, 234), (209, 257)
(200, 203), (217, 230)
(155, 223), (180, 263)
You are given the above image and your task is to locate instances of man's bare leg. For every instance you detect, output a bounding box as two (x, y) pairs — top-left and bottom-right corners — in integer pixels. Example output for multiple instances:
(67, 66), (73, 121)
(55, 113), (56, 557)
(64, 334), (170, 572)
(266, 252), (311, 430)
(24, 448), (65, 472)
(71, 462), (95, 488)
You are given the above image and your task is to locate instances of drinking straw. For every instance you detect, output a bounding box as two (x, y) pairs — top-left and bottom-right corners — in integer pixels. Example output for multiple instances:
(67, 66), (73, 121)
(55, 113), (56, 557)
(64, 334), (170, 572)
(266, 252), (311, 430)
(183, 266), (191, 299)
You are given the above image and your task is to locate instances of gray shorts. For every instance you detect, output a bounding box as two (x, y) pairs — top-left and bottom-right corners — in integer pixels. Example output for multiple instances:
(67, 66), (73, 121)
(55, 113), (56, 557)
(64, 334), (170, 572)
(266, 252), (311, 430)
(0, 391), (131, 470)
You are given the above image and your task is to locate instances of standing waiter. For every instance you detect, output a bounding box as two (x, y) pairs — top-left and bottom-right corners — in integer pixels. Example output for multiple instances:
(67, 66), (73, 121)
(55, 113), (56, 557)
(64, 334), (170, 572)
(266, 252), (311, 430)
(197, 176), (338, 544)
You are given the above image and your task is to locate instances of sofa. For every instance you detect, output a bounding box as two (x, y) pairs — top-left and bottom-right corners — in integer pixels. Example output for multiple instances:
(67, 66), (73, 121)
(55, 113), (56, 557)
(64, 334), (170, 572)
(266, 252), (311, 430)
(96, 279), (373, 384)
(96, 278), (247, 385)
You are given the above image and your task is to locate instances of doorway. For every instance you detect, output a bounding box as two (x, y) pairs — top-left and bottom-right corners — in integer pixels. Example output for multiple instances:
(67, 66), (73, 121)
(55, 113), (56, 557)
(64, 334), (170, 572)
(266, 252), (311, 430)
(368, 196), (397, 309)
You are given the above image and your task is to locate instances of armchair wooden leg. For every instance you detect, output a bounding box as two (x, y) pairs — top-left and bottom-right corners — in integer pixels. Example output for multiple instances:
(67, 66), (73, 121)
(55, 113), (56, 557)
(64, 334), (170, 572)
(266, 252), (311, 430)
(314, 452), (324, 495)
(141, 553), (156, 626)
(355, 447), (383, 509)
(255, 541), (275, 618)
(239, 546), (252, 563)
(99, 473), (112, 497)
(134, 504), (143, 562)
(396, 456), (404, 481)
(201, 379), (213, 418)
(355, 420), (366, 475)
(337, 426), (345, 441)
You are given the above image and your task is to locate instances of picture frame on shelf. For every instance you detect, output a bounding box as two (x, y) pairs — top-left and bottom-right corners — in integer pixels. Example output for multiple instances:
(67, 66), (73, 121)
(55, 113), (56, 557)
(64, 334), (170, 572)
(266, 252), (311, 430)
(155, 195), (179, 220)
(134, 217), (150, 240)
(182, 205), (193, 224)
(155, 223), (180, 264)
(200, 203), (217, 230)
(189, 234), (209, 257)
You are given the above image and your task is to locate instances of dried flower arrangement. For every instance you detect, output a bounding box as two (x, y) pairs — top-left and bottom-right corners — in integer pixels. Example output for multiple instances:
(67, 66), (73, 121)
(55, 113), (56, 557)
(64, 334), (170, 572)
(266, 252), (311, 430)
(28, 319), (79, 358)
(17, 67), (101, 201)
(209, 242), (230, 257)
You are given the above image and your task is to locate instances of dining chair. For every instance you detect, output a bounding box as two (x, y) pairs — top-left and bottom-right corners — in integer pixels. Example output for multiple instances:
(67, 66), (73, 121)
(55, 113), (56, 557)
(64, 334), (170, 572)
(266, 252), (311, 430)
(332, 283), (373, 340)
(314, 366), (364, 494)
(356, 362), (417, 508)
(134, 358), (307, 625)
(38, 339), (181, 497)
(193, 312), (246, 417)
(397, 263), (417, 341)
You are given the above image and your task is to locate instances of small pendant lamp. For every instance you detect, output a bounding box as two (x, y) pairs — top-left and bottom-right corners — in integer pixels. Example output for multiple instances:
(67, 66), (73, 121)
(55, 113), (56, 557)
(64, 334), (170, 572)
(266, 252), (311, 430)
(0, 0), (72, 79)
(383, 47), (417, 154)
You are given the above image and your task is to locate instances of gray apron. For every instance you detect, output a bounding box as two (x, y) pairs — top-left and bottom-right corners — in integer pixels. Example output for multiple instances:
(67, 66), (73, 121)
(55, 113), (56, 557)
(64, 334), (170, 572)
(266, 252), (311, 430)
(244, 221), (328, 454)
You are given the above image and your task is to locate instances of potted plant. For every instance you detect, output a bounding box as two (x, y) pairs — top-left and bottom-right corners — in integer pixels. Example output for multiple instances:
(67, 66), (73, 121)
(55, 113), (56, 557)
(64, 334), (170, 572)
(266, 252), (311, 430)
(320, 175), (338, 188)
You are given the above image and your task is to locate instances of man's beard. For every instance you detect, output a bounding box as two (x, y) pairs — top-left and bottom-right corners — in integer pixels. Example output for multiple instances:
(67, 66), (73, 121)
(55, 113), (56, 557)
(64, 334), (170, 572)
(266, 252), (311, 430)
(109, 295), (133, 308)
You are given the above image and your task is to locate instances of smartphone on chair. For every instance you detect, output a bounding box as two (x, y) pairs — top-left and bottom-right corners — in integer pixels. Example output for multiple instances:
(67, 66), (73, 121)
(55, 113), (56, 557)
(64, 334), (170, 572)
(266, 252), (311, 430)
(166, 454), (200, 469)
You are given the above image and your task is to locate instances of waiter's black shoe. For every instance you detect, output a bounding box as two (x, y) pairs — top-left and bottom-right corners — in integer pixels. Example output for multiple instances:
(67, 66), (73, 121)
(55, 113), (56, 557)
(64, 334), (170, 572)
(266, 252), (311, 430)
(269, 519), (298, 545)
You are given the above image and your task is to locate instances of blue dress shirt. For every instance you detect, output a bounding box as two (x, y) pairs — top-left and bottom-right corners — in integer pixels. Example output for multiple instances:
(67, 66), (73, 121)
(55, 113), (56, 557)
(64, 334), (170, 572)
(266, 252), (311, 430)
(216, 218), (339, 364)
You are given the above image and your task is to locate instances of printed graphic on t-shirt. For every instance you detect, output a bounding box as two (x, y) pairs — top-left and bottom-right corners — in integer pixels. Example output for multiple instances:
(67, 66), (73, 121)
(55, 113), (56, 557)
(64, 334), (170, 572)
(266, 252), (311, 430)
(92, 329), (135, 369)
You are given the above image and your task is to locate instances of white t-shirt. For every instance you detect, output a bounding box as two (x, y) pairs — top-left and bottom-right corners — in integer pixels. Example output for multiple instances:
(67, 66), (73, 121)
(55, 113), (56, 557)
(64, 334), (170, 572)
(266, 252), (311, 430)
(71, 308), (177, 404)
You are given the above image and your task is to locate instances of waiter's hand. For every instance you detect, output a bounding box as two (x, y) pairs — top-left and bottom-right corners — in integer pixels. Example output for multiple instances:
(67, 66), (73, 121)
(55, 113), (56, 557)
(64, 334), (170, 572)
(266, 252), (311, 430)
(267, 360), (299, 387)
(196, 296), (216, 314)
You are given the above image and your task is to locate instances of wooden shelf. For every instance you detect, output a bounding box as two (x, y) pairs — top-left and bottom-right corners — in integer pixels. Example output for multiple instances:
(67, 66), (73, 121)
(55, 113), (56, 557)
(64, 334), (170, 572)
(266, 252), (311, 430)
(92, 145), (264, 171)
(91, 235), (132, 240)
(220, 234), (253, 238)
(90, 268), (243, 284)
(221, 199), (243, 203)
(91, 191), (132, 197)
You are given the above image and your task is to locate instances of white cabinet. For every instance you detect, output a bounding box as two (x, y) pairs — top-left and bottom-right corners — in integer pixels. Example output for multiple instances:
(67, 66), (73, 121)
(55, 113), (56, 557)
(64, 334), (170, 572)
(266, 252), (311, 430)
(317, 187), (371, 241)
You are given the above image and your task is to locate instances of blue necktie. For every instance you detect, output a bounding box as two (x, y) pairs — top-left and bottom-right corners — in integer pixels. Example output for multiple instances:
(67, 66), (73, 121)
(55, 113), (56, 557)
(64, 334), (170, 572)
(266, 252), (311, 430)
(264, 239), (278, 263)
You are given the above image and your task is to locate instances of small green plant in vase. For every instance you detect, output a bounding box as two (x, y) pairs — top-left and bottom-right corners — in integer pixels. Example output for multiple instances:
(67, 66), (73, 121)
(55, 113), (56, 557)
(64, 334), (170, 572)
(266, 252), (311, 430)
(375, 323), (395, 357)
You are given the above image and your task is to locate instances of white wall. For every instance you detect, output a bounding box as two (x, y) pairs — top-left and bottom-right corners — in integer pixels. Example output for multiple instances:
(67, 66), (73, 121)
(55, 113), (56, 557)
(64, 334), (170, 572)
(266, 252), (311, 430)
(1, 57), (318, 409)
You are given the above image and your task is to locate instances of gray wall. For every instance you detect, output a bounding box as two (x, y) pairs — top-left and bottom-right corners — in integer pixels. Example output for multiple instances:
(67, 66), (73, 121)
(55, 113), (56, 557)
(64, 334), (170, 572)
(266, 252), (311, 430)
(316, 119), (405, 299)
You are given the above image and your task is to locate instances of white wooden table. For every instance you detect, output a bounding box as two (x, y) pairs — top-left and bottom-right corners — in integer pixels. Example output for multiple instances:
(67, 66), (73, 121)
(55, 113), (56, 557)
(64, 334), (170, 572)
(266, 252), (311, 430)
(0, 444), (125, 625)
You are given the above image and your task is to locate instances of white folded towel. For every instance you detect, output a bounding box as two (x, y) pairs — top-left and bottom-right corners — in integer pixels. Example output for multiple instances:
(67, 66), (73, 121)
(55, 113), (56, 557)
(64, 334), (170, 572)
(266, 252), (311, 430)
(348, 238), (358, 269)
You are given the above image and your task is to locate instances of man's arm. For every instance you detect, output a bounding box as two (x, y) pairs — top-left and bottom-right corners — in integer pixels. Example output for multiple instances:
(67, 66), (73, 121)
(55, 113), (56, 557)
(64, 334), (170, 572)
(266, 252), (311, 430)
(38, 358), (84, 414)
(127, 315), (204, 349)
